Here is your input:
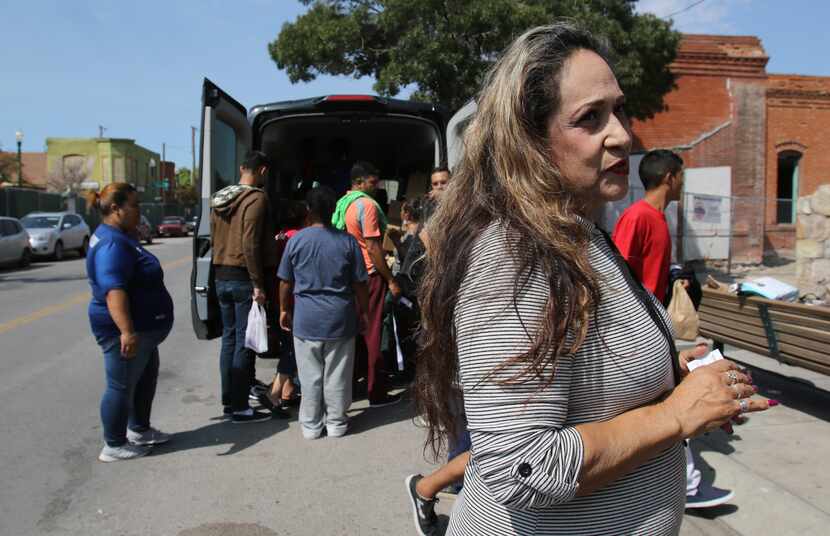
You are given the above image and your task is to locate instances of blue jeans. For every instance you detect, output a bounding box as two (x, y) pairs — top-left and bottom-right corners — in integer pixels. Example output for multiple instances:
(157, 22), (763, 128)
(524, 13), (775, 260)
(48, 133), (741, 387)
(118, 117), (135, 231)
(216, 279), (257, 412)
(97, 327), (170, 447)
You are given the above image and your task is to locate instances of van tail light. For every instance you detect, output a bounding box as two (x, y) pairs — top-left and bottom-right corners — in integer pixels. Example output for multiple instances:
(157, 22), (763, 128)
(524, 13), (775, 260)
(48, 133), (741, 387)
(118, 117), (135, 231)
(324, 95), (377, 102)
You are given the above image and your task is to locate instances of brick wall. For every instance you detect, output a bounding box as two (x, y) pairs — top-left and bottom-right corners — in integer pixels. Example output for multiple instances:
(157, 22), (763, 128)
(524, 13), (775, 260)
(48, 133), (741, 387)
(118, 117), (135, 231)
(767, 75), (830, 214)
(632, 75), (732, 152)
(731, 79), (767, 262)
(631, 34), (769, 262)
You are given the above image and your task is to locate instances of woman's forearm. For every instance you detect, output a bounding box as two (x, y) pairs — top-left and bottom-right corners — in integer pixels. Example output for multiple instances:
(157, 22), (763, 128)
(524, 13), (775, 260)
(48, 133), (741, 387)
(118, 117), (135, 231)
(105, 289), (134, 335)
(574, 400), (682, 496)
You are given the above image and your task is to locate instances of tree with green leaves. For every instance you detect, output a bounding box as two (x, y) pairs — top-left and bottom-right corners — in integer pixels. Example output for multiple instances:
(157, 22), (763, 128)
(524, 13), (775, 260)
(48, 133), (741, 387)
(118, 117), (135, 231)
(176, 167), (192, 187)
(269, 0), (680, 119)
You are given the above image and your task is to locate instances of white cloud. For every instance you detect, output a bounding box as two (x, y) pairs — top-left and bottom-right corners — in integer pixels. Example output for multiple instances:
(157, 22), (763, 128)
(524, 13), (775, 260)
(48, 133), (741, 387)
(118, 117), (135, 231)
(636, 0), (752, 34)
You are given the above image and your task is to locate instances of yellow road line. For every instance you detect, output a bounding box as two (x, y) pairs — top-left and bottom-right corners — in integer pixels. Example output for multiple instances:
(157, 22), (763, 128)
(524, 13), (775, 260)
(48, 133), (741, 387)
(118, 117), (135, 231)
(0, 256), (191, 335)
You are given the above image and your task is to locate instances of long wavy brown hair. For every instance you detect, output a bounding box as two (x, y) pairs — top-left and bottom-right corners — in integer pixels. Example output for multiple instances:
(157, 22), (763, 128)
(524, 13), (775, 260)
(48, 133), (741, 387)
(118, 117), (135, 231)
(414, 23), (612, 459)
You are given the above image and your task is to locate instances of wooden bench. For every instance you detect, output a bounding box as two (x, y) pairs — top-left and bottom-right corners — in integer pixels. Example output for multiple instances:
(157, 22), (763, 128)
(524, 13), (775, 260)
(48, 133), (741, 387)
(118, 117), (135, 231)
(698, 287), (830, 376)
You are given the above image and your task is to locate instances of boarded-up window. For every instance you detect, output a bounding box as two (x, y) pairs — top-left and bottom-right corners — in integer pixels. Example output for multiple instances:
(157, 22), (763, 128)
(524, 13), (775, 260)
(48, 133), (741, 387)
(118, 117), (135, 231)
(114, 157), (125, 181)
(101, 156), (110, 181)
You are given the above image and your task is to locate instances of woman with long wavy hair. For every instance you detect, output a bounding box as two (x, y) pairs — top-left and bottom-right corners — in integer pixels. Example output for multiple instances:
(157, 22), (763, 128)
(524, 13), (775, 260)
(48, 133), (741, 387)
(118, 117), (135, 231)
(414, 23), (772, 535)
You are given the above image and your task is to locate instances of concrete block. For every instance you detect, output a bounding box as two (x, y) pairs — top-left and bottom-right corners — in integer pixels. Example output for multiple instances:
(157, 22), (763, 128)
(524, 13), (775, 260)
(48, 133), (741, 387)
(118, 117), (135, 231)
(796, 239), (823, 259)
(797, 196), (813, 215)
(810, 184), (830, 216)
(796, 218), (808, 239)
(796, 214), (829, 241)
(811, 258), (830, 284)
(796, 258), (811, 279)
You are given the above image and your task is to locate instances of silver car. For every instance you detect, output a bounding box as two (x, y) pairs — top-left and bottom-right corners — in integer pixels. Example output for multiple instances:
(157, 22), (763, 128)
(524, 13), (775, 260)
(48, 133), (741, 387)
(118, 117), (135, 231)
(20, 212), (91, 261)
(0, 216), (32, 268)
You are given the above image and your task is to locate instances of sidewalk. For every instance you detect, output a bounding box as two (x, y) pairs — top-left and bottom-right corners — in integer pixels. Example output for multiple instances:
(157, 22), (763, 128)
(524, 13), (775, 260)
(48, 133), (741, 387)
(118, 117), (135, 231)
(673, 341), (829, 535)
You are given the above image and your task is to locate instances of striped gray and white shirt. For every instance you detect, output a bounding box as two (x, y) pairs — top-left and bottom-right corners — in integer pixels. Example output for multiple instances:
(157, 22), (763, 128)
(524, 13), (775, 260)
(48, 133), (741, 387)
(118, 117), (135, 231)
(447, 219), (686, 536)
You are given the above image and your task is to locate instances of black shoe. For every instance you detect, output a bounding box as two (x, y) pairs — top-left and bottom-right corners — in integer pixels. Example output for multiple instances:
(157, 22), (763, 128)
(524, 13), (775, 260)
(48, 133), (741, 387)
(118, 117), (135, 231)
(255, 393), (291, 419)
(685, 483), (735, 509)
(405, 474), (438, 536)
(231, 410), (273, 424)
(222, 406), (233, 419)
(279, 396), (301, 410)
(369, 393), (402, 408)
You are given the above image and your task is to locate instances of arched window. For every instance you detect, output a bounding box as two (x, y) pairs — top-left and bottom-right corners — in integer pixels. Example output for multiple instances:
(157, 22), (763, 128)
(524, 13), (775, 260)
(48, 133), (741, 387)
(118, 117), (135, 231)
(777, 150), (801, 224)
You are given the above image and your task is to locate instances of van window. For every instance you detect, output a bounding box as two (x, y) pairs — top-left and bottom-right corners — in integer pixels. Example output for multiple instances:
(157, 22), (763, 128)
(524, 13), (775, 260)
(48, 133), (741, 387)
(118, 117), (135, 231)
(213, 119), (246, 192)
(260, 115), (439, 202)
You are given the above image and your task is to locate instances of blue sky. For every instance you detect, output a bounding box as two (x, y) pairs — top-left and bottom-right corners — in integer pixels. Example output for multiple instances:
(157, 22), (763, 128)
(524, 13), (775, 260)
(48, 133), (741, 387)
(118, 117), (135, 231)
(1, 0), (828, 169)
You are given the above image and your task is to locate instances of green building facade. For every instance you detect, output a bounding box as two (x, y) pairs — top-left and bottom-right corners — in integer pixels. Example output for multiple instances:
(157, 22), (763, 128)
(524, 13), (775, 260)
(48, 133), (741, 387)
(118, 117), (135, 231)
(46, 138), (162, 201)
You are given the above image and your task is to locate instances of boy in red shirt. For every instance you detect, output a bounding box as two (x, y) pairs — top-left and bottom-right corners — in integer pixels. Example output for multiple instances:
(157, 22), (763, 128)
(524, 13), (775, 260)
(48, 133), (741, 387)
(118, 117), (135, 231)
(612, 149), (683, 304)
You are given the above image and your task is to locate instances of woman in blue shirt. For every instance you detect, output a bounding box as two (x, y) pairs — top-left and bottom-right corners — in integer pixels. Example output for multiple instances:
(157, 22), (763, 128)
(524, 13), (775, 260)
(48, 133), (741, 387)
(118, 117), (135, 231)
(85, 183), (174, 462)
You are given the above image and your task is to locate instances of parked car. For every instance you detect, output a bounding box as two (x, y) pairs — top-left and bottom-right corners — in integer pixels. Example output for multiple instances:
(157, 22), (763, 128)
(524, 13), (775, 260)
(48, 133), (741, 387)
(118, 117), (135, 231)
(20, 212), (90, 261)
(186, 216), (198, 234)
(157, 216), (188, 237)
(191, 79), (461, 339)
(137, 215), (155, 245)
(0, 216), (32, 268)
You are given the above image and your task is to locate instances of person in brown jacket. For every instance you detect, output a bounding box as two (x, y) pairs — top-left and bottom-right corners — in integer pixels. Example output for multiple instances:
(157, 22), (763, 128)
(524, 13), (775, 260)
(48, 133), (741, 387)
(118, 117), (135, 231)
(210, 150), (286, 423)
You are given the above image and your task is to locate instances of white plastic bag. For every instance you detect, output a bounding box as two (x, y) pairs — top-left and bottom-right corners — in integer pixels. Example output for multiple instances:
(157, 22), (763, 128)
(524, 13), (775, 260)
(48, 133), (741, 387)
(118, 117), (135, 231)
(244, 304), (268, 354)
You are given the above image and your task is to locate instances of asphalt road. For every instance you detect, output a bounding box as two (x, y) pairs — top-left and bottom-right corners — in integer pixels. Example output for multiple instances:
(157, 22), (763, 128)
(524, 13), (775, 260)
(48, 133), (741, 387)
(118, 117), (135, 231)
(0, 237), (437, 536)
(1, 237), (828, 535)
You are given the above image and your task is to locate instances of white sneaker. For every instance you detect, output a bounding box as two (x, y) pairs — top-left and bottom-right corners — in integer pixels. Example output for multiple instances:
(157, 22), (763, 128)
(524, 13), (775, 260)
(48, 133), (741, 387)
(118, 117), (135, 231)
(98, 443), (152, 463)
(127, 427), (170, 446)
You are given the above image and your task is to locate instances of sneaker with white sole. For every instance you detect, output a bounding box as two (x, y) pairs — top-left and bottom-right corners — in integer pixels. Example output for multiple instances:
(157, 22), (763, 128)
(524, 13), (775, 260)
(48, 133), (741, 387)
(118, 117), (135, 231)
(127, 427), (170, 446)
(405, 474), (439, 536)
(369, 393), (402, 408)
(685, 483), (735, 509)
(99, 443), (152, 463)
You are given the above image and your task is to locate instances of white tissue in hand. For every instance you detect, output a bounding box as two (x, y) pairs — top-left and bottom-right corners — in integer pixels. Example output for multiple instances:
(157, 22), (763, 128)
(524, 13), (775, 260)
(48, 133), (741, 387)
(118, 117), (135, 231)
(687, 349), (724, 372)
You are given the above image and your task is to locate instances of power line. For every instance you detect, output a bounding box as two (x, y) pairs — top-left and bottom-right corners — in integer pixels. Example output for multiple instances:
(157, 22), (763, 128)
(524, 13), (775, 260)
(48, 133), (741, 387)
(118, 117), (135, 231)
(662, 0), (708, 19)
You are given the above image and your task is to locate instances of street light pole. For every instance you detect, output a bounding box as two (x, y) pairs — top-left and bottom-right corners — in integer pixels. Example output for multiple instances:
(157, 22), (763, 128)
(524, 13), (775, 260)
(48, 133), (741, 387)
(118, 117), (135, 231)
(149, 157), (156, 199)
(15, 130), (23, 187)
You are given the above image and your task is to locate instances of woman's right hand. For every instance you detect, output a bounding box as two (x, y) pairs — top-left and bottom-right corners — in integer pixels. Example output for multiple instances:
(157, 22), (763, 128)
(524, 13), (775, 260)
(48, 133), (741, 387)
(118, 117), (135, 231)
(662, 359), (772, 439)
(120, 332), (138, 359)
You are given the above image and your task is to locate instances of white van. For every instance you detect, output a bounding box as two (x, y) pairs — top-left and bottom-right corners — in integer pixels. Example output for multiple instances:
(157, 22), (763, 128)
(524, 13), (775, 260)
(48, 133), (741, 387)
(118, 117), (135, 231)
(190, 79), (475, 339)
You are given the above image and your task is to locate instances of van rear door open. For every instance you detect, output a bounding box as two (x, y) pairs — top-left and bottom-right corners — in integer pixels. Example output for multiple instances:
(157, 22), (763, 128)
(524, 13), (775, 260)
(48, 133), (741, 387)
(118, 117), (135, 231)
(190, 79), (476, 341)
(191, 79), (251, 340)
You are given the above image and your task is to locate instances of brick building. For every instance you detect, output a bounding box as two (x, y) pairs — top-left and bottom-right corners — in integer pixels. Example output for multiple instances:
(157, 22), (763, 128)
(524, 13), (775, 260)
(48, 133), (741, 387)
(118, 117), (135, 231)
(630, 34), (830, 262)
(0, 152), (48, 189)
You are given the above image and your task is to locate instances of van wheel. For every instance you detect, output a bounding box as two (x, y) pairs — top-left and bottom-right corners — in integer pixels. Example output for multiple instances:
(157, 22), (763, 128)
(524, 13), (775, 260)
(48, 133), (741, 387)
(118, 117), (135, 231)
(53, 241), (64, 261)
(79, 237), (89, 257)
(19, 248), (32, 268)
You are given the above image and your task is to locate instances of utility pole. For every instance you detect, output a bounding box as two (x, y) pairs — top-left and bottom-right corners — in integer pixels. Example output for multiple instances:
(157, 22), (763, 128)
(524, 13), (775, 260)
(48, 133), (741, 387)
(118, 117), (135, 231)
(191, 126), (197, 185)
